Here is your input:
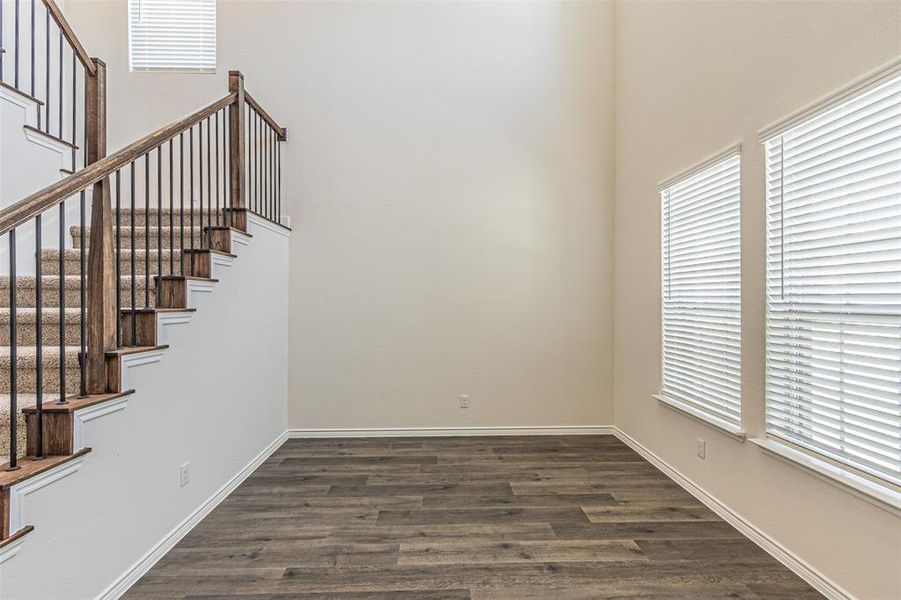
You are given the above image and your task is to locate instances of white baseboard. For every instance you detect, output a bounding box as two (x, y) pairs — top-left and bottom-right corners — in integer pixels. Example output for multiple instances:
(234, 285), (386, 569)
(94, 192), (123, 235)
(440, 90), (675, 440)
(612, 427), (852, 600)
(97, 431), (288, 600)
(287, 425), (615, 438)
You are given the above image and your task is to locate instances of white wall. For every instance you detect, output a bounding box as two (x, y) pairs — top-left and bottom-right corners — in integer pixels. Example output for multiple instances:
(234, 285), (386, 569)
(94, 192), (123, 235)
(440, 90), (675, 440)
(613, 2), (901, 599)
(66, 0), (617, 431)
(0, 218), (289, 599)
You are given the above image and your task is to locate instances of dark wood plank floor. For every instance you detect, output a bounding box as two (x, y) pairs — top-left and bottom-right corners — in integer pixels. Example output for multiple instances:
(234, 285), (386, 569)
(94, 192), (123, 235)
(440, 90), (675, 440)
(126, 435), (822, 599)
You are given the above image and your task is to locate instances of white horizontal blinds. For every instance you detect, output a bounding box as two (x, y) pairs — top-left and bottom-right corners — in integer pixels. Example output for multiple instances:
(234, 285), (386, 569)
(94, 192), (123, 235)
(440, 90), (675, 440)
(765, 71), (901, 485)
(661, 154), (742, 427)
(128, 0), (216, 73)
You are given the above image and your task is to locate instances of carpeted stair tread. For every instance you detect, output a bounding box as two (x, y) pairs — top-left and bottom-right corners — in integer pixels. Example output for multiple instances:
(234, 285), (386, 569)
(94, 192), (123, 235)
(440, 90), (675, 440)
(41, 248), (179, 277)
(0, 308), (84, 346)
(71, 225), (206, 250)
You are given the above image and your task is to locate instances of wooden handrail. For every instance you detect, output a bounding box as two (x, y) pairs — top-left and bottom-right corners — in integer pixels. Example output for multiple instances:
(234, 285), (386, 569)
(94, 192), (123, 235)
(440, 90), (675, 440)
(41, 0), (96, 76)
(0, 92), (237, 237)
(245, 91), (287, 141)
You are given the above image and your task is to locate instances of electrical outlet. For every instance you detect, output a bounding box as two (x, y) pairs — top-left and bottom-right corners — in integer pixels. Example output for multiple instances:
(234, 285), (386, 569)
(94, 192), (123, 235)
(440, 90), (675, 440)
(459, 394), (470, 409)
(696, 438), (706, 460)
(179, 462), (190, 487)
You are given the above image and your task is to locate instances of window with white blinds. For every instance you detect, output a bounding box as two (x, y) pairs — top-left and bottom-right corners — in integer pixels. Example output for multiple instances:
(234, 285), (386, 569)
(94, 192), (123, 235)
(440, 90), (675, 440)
(660, 153), (742, 431)
(128, 0), (216, 73)
(764, 70), (901, 487)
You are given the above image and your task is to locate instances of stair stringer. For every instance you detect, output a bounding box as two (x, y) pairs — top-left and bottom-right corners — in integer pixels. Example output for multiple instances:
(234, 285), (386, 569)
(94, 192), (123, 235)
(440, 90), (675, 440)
(0, 217), (290, 599)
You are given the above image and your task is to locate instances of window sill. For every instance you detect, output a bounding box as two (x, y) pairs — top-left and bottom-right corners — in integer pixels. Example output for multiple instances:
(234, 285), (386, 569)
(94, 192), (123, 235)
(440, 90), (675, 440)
(750, 437), (901, 517)
(653, 394), (746, 441)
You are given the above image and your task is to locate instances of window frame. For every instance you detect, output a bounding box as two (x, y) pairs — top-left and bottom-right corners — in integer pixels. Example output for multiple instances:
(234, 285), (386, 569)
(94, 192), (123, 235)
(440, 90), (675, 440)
(757, 59), (901, 509)
(128, 0), (217, 74)
(657, 145), (744, 438)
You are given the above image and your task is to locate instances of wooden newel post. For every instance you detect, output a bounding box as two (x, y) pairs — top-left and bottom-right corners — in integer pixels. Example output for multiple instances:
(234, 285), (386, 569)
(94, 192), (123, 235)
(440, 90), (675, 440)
(85, 58), (116, 394)
(228, 71), (246, 229)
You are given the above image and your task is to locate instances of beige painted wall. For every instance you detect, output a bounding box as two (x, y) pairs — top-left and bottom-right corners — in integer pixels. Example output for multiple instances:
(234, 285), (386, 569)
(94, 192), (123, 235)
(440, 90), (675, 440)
(67, 0), (616, 430)
(614, 1), (901, 598)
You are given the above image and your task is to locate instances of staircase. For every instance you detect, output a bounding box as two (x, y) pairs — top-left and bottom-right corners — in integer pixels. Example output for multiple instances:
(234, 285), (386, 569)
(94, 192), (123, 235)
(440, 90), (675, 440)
(0, 208), (235, 459)
(0, 0), (287, 564)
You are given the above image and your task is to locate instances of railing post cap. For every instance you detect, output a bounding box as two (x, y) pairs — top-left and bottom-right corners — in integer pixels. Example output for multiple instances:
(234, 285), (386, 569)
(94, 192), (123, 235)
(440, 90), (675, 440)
(91, 57), (107, 68)
(229, 70), (244, 79)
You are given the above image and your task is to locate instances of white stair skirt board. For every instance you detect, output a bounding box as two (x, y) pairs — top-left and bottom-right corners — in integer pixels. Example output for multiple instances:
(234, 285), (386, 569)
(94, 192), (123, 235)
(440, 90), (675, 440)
(6, 454), (88, 548)
(248, 213), (291, 238)
(23, 126), (76, 172)
(612, 428), (853, 600)
(0, 84), (40, 127)
(98, 431), (288, 600)
(288, 426), (616, 438)
(156, 310), (195, 347)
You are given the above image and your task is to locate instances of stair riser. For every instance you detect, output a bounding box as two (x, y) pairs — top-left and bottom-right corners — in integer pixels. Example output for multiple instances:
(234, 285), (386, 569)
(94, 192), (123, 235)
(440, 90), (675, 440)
(0, 368), (82, 394)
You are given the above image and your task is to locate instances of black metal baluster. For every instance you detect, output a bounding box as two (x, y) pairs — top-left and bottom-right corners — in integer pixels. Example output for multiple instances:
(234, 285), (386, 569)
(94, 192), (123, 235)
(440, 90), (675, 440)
(169, 140), (174, 275)
(7, 230), (18, 470)
(198, 120), (204, 252)
(179, 133), (184, 276)
(57, 27), (61, 137)
(130, 162), (136, 344)
(78, 190), (86, 398)
(144, 153), (150, 307)
(206, 116), (211, 234)
(270, 127), (275, 220)
(255, 111), (259, 214)
(276, 135), (280, 222)
(116, 170), (121, 348)
(248, 107), (253, 214)
(43, 7), (48, 132)
(190, 127), (195, 254)
(14, 0), (20, 88)
(57, 201), (65, 404)
(29, 0), (34, 96)
(215, 110), (220, 226)
(225, 110), (231, 229)
(72, 50), (78, 146)
(158, 146), (162, 279)
(0, 0), (5, 80)
(34, 214), (43, 458)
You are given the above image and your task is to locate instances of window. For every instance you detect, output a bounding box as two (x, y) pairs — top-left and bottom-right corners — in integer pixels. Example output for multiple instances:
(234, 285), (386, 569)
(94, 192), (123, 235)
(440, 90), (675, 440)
(659, 151), (742, 433)
(128, 0), (216, 73)
(764, 69), (901, 487)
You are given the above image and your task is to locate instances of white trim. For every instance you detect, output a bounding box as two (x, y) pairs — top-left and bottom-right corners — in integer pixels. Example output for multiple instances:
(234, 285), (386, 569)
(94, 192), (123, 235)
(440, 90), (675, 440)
(0, 84), (40, 127)
(613, 428), (853, 600)
(0, 532), (28, 565)
(120, 348), (166, 371)
(288, 425), (615, 439)
(23, 127), (76, 172)
(751, 438), (901, 517)
(185, 278), (217, 307)
(654, 394), (746, 441)
(759, 57), (901, 142)
(229, 229), (252, 250)
(248, 213), (291, 238)
(155, 310), (194, 346)
(98, 430), (288, 600)
(8, 455), (88, 534)
(73, 396), (130, 451)
(657, 143), (741, 191)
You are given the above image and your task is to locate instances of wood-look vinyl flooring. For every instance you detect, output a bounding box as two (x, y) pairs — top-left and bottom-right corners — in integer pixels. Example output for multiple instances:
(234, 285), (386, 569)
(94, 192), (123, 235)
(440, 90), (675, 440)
(125, 435), (822, 599)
